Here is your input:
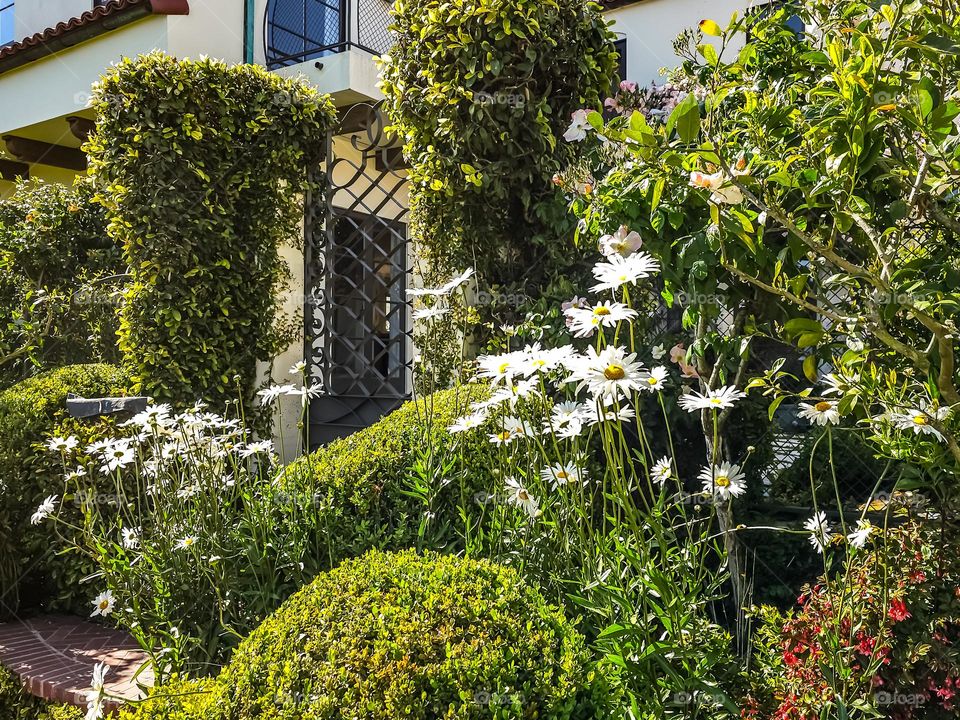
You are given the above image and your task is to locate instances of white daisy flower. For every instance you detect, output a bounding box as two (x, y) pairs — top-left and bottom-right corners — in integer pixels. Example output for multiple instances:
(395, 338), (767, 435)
(891, 406), (950, 440)
(476, 350), (526, 384)
(516, 344), (576, 376)
(100, 440), (135, 473)
(121, 527), (140, 550)
(47, 436), (79, 454)
(289, 360), (307, 375)
(822, 372), (859, 397)
(640, 366), (668, 392)
(698, 462), (747, 502)
(125, 404), (173, 430)
(504, 476), (539, 518)
(65, 466), (87, 482)
(651, 457), (672, 485)
(584, 399), (636, 425)
(566, 346), (646, 399)
(804, 511), (833, 553)
(84, 661), (109, 720)
(257, 384), (295, 404)
(439, 268), (475, 294)
(847, 520), (873, 550)
(798, 400), (841, 426)
(286, 383), (324, 406)
(413, 307), (450, 321)
(90, 590), (115, 618)
(447, 411), (488, 434)
(540, 462), (584, 490)
(565, 302), (637, 338)
(30, 495), (58, 525)
(488, 427), (518, 446)
(598, 225), (643, 257)
(651, 344), (667, 360)
(590, 252), (660, 293)
(678, 385), (746, 413)
(240, 440), (273, 458)
(175, 536), (198, 551)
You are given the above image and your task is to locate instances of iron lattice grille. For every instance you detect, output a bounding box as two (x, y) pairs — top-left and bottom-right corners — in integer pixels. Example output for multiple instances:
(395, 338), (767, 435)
(305, 102), (411, 447)
(356, 0), (393, 55)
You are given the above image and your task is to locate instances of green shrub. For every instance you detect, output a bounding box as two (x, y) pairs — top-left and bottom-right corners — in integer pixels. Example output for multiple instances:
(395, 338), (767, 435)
(118, 680), (213, 720)
(86, 52), (337, 411)
(0, 664), (84, 720)
(0, 179), (123, 388)
(0, 364), (129, 616)
(212, 549), (598, 719)
(282, 385), (494, 563)
(380, 0), (618, 371)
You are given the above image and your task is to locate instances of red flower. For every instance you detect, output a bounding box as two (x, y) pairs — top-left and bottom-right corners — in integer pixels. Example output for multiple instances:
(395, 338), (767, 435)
(888, 598), (911, 622)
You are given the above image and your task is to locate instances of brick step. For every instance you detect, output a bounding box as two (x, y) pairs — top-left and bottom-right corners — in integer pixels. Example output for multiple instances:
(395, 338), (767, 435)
(0, 615), (154, 711)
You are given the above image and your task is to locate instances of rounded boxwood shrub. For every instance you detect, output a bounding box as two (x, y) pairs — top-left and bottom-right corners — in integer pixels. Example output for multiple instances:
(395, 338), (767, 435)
(0, 364), (129, 616)
(280, 385), (494, 566)
(212, 549), (597, 719)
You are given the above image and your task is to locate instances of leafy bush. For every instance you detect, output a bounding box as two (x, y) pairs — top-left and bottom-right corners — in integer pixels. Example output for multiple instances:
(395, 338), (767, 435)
(746, 519), (960, 719)
(0, 664), (85, 720)
(282, 384), (494, 559)
(212, 548), (599, 719)
(118, 680), (213, 720)
(47, 385), (493, 674)
(86, 52), (337, 410)
(0, 179), (123, 388)
(380, 0), (618, 371)
(0, 364), (129, 616)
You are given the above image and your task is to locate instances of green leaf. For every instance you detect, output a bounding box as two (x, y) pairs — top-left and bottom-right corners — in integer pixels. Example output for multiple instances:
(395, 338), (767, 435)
(665, 93), (701, 143)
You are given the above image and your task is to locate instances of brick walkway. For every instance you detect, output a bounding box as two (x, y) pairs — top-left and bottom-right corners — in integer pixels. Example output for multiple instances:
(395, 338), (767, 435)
(0, 615), (154, 710)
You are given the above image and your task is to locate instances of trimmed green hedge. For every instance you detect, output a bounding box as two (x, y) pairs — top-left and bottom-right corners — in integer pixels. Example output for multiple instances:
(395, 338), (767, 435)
(0, 364), (129, 617)
(215, 549), (596, 719)
(0, 664), (84, 720)
(281, 385), (494, 565)
(87, 52), (337, 411)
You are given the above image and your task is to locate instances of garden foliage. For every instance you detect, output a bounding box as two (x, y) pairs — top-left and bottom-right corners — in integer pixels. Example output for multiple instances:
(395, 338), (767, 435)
(0, 664), (84, 720)
(212, 549), (600, 720)
(380, 0), (619, 376)
(0, 364), (128, 618)
(86, 52), (337, 410)
(0, 180), (122, 389)
(51, 384), (495, 673)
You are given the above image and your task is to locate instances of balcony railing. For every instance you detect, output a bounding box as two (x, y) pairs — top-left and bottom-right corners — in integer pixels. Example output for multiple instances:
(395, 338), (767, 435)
(264, 0), (394, 70)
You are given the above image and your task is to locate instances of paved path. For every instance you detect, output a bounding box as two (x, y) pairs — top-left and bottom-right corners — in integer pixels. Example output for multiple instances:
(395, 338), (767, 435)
(0, 615), (153, 710)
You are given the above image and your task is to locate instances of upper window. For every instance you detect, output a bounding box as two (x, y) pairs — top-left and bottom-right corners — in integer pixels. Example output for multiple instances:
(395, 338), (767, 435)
(265, 0), (346, 70)
(0, 2), (14, 46)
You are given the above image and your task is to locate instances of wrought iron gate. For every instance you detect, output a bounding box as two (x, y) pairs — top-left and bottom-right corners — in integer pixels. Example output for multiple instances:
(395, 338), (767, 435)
(304, 101), (411, 448)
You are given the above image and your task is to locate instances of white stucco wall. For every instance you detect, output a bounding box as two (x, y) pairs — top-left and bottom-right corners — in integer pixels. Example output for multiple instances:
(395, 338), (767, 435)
(14, 0), (93, 41)
(165, 0), (244, 63)
(0, 15), (169, 136)
(606, 0), (751, 85)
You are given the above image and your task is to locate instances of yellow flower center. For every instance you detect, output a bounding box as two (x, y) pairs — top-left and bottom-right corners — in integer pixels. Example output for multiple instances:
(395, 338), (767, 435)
(709, 397), (723, 406)
(99, 600), (109, 610)
(556, 471), (569, 479)
(815, 401), (832, 412)
(497, 431), (512, 441)
(593, 306), (612, 317)
(715, 475), (731, 488)
(647, 377), (659, 385)
(604, 364), (626, 381)
(913, 415), (928, 426)
(498, 362), (510, 374)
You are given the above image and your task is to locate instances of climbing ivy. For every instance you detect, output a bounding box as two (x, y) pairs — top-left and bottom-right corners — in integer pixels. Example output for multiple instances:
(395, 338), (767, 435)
(380, 0), (618, 291)
(86, 52), (336, 409)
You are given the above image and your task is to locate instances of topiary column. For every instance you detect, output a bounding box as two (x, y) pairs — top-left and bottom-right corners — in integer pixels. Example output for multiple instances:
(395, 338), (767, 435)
(86, 52), (337, 410)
